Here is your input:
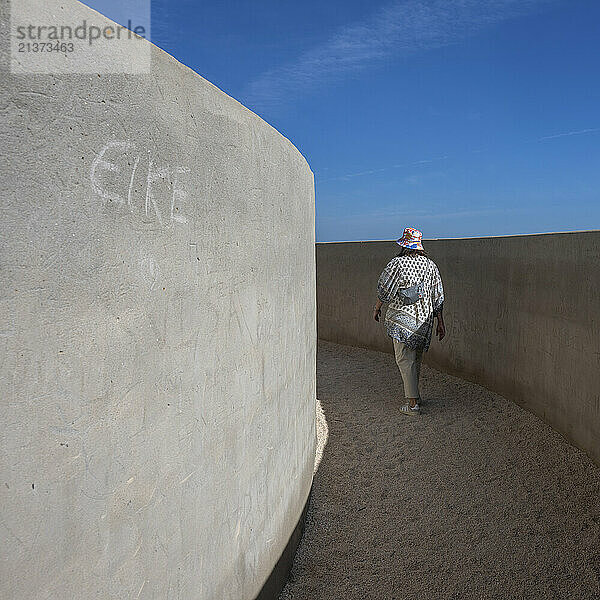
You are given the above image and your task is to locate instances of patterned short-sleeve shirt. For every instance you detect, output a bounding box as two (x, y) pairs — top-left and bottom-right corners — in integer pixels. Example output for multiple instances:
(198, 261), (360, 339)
(377, 254), (444, 351)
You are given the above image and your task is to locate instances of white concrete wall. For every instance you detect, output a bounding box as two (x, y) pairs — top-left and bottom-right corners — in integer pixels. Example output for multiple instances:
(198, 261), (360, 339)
(0, 2), (316, 598)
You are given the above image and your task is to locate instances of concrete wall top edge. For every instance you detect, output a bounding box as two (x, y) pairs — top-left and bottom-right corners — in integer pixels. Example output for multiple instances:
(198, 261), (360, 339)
(64, 0), (313, 175)
(317, 229), (600, 244)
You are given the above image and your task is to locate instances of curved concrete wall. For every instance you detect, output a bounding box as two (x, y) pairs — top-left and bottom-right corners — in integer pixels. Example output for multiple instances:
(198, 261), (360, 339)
(0, 2), (316, 599)
(316, 232), (600, 464)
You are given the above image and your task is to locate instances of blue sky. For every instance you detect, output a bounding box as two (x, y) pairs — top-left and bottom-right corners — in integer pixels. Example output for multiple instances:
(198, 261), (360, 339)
(87, 0), (600, 241)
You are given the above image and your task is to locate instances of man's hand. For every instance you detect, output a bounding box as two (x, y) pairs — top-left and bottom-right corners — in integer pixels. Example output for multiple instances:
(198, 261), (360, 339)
(436, 318), (446, 341)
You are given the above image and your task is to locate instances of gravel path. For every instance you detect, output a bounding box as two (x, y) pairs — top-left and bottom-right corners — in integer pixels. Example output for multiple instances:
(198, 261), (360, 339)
(280, 341), (600, 600)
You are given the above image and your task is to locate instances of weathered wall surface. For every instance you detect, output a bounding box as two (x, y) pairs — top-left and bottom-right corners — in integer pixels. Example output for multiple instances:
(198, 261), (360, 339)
(316, 232), (600, 464)
(0, 2), (316, 599)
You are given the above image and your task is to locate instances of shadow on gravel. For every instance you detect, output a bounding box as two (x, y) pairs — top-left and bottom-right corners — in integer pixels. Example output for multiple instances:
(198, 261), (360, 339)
(279, 341), (600, 600)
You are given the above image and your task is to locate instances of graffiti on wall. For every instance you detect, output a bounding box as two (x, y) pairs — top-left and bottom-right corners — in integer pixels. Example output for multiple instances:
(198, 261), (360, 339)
(91, 141), (191, 228)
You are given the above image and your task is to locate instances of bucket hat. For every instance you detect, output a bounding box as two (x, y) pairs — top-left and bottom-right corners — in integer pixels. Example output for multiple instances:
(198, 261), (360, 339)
(396, 227), (424, 250)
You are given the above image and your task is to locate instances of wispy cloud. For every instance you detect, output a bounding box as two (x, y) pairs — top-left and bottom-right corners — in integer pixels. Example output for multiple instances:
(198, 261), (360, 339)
(537, 127), (600, 141)
(244, 0), (557, 110)
(321, 122), (600, 183)
(322, 155), (449, 182)
(317, 206), (530, 235)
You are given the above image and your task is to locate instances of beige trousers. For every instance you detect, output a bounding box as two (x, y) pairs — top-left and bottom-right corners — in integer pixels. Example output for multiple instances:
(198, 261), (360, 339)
(393, 338), (423, 399)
